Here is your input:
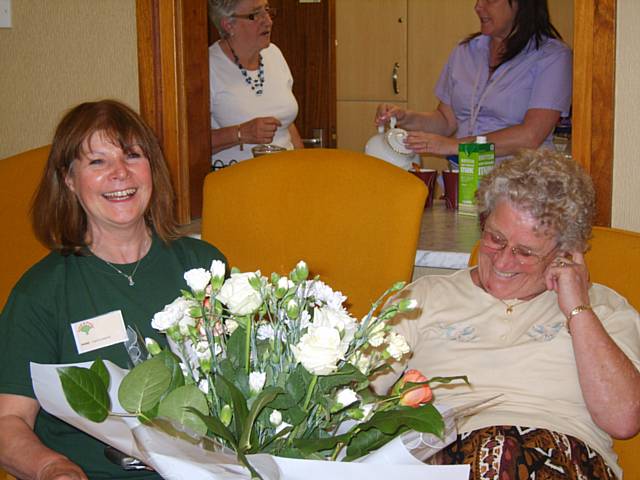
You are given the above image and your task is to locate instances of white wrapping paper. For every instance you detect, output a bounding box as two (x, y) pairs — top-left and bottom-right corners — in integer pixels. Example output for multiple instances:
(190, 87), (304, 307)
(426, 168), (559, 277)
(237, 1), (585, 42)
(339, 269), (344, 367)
(31, 361), (472, 480)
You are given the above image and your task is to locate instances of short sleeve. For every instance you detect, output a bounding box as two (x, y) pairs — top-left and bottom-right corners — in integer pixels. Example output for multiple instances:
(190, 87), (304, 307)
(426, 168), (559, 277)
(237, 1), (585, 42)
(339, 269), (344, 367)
(528, 41), (573, 115)
(435, 50), (455, 106)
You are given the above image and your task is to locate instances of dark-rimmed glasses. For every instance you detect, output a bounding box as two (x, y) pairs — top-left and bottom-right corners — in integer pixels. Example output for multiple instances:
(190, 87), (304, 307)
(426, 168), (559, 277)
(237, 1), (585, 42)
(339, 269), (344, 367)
(480, 229), (558, 266)
(232, 6), (277, 21)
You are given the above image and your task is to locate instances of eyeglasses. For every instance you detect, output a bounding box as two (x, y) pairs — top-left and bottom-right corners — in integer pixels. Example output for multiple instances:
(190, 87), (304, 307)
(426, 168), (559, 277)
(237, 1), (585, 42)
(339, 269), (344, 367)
(232, 6), (276, 21)
(480, 229), (557, 266)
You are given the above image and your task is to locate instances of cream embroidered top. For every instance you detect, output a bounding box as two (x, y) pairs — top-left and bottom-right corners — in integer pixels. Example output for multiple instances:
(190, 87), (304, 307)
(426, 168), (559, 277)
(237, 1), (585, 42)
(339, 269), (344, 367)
(373, 268), (640, 479)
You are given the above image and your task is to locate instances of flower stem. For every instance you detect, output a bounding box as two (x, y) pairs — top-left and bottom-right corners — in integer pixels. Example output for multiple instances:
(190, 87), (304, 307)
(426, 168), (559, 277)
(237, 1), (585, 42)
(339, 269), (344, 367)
(287, 375), (318, 445)
(244, 316), (252, 375)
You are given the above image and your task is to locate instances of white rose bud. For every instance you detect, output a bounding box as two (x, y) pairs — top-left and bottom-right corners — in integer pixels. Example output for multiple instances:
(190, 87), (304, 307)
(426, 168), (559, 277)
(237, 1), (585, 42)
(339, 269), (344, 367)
(249, 371), (266, 394)
(145, 337), (161, 356)
(336, 388), (358, 408)
(210, 260), (226, 290)
(184, 268), (211, 292)
(269, 409), (283, 427)
(398, 298), (418, 312)
(151, 296), (189, 331)
(386, 332), (410, 360)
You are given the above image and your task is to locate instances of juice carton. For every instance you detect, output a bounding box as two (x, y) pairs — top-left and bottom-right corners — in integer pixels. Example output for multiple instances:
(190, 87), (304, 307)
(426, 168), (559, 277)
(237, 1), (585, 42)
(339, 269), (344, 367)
(458, 136), (495, 215)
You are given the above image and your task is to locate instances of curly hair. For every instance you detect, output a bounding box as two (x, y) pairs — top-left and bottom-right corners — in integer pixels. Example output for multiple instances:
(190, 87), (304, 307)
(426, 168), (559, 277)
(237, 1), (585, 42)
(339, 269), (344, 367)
(208, 0), (241, 38)
(476, 150), (595, 252)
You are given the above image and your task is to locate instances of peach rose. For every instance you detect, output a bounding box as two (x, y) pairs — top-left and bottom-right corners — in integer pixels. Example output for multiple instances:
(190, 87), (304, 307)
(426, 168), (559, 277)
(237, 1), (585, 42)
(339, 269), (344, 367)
(398, 369), (432, 407)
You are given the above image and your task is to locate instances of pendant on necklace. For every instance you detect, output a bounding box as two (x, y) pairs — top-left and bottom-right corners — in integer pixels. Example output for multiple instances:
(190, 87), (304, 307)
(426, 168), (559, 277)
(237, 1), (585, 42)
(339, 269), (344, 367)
(506, 305), (514, 314)
(127, 276), (135, 287)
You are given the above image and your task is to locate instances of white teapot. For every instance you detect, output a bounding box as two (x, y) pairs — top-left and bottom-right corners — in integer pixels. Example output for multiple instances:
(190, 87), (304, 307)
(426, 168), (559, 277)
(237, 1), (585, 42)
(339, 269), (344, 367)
(364, 117), (419, 170)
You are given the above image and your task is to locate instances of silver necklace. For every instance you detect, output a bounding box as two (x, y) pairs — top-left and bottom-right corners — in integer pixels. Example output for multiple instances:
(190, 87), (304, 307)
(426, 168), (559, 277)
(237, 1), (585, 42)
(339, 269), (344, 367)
(103, 258), (143, 287)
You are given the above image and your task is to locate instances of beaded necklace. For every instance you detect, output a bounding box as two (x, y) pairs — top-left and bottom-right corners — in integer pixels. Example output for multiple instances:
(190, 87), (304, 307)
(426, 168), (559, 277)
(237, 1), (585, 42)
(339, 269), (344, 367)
(226, 39), (264, 95)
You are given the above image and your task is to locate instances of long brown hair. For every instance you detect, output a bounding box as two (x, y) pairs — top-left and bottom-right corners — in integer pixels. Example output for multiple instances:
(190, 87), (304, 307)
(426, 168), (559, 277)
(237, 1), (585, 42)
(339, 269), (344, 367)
(464, 0), (562, 68)
(32, 99), (180, 255)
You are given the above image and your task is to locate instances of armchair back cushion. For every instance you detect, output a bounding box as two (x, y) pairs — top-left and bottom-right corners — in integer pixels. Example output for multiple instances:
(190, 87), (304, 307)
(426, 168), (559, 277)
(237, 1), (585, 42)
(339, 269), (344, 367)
(201, 148), (427, 318)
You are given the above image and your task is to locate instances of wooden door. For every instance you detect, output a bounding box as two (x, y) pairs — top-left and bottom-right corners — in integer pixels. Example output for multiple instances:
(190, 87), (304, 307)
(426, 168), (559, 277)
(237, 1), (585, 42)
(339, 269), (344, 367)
(209, 0), (336, 149)
(269, 0), (336, 148)
(336, 0), (408, 151)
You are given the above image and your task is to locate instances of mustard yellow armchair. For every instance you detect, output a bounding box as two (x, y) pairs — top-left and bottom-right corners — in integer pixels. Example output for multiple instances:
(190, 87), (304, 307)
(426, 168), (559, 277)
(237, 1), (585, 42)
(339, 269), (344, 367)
(0, 145), (50, 309)
(0, 145), (51, 480)
(201, 148), (427, 318)
(470, 226), (640, 478)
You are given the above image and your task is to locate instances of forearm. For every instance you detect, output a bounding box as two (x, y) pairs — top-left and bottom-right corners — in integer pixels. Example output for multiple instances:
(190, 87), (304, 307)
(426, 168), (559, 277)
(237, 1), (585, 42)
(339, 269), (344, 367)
(211, 125), (242, 155)
(571, 311), (640, 438)
(289, 124), (304, 149)
(401, 110), (453, 136)
(0, 414), (84, 479)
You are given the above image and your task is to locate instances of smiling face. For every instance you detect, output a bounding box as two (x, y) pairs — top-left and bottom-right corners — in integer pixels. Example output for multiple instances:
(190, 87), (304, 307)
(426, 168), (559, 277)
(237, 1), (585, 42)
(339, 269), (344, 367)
(226, 0), (273, 54)
(474, 199), (559, 300)
(64, 131), (152, 239)
(475, 0), (518, 41)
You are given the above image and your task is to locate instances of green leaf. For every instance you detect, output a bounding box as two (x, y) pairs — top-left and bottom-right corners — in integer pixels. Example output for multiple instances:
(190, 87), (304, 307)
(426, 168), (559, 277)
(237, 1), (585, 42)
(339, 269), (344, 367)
(240, 386), (283, 452)
(216, 375), (249, 440)
(285, 364), (313, 404)
(57, 366), (110, 422)
(317, 363), (367, 393)
(226, 326), (247, 369)
(363, 404), (444, 437)
(186, 408), (238, 448)
(157, 385), (209, 436)
(345, 428), (393, 461)
(294, 432), (351, 455)
(154, 350), (186, 391)
(118, 357), (172, 414)
(90, 357), (110, 390)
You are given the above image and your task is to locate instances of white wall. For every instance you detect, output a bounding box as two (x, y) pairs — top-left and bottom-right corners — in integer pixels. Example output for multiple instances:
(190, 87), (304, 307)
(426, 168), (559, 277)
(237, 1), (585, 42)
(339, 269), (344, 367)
(613, 0), (640, 232)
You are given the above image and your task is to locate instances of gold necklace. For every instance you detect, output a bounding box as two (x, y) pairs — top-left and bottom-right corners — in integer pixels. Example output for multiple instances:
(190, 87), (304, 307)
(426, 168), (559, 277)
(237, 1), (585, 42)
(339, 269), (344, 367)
(498, 298), (528, 315)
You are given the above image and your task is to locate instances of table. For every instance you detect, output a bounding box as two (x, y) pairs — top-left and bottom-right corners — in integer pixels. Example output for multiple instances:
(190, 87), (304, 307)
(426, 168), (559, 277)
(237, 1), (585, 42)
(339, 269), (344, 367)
(414, 200), (481, 270)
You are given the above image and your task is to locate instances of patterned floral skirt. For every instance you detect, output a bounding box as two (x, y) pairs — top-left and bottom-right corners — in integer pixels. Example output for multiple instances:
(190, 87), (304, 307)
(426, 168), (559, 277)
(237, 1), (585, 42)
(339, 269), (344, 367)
(436, 426), (617, 480)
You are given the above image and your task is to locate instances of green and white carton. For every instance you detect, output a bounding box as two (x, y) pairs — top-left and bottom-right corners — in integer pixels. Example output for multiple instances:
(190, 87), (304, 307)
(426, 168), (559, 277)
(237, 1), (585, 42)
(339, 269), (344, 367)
(458, 136), (495, 215)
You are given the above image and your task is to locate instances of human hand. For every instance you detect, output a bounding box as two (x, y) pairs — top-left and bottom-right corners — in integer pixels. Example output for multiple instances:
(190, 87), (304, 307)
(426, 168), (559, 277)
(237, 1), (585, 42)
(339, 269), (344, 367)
(404, 131), (458, 156)
(37, 458), (87, 480)
(375, 104), (407, 127)
(545, 251), (592, 318)
(240, 117), (282, 145)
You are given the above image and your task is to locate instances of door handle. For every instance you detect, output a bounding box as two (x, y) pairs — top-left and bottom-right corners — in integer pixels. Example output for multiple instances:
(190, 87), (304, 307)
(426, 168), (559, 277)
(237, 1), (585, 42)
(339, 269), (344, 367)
(301, 128), (324, 148)
(392, 62), (400, 95)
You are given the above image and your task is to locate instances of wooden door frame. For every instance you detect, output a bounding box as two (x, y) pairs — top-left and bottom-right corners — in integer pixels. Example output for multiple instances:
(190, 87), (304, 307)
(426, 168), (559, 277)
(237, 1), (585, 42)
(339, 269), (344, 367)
(136, 0), (616, 227)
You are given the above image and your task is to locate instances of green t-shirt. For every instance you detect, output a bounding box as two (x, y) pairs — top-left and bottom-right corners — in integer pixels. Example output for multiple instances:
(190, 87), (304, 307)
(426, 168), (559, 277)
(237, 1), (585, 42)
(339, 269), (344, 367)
(0, 235), (226, 479)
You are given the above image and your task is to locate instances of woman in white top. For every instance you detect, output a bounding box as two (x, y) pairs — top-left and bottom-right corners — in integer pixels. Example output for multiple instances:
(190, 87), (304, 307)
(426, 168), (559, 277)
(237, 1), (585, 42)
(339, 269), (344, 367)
(208, 0), (303, 166)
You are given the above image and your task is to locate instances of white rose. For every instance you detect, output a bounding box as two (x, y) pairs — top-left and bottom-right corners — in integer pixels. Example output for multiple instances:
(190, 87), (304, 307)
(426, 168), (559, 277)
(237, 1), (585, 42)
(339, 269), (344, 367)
(151, 296), (190, 331)
(386, 332), (410, 360)
(249, 371), (266, 393)
(269, 410), (282, 427)
(184, 268), (211, 292)
(336, 388), (358, 408)
(210, 259), (226, 279)
(291, 325), (346, 375)
(312, 306), (355, 333)
(217, 272), (263, 316)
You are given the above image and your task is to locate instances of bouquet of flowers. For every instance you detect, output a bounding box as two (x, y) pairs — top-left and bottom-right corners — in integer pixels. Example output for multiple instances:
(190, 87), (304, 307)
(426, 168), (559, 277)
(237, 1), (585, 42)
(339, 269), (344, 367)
(57, 261), (467, 478)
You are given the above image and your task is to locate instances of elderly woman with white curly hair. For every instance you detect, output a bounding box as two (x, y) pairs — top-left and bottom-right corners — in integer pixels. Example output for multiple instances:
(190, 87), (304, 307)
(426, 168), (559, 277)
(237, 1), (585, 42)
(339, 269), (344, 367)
(208, 0), (302, 167)
(375, 150), (640, 479)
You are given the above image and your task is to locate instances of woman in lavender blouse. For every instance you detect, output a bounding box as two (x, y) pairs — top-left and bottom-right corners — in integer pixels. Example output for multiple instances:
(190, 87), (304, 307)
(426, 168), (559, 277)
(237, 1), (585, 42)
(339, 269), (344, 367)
(376, 0), (572, 160)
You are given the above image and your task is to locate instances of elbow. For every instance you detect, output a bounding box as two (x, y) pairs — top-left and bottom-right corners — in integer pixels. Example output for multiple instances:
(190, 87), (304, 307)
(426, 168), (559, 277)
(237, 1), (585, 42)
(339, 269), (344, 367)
(594, 411), (640, 440)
